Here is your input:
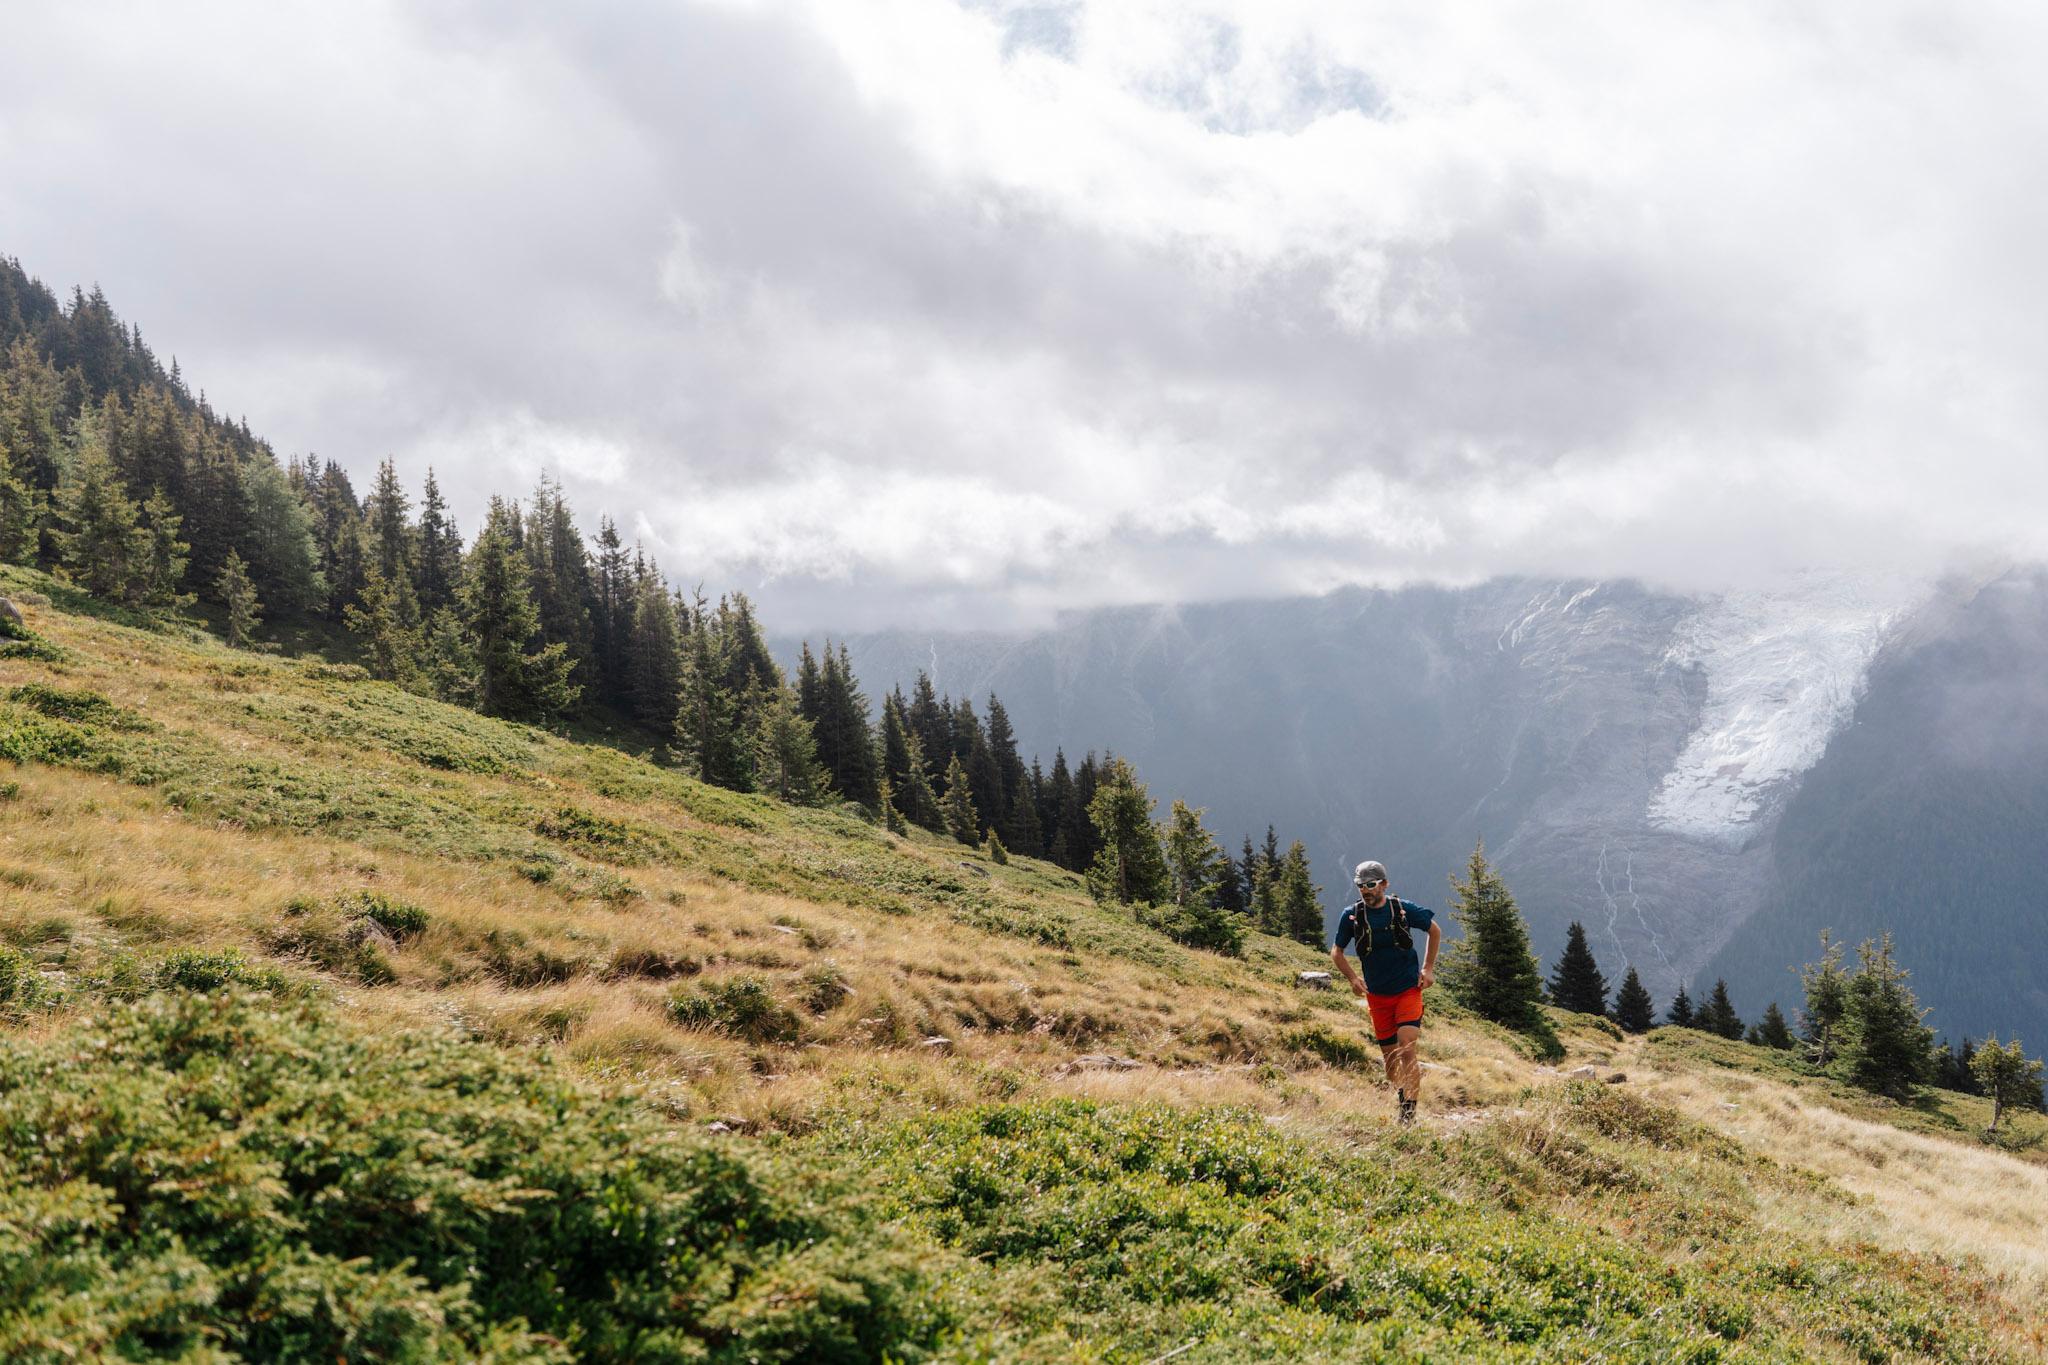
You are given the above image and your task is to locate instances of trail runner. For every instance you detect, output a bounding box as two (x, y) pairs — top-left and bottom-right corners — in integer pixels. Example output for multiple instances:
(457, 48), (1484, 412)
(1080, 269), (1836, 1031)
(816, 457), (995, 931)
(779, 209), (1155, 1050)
(1330, 859), (1441, 1126)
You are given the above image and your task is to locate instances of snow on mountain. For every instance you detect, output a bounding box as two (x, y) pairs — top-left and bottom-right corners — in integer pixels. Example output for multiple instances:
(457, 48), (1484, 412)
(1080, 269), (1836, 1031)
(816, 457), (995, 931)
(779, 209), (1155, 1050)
(1646, 575), (1920, 845)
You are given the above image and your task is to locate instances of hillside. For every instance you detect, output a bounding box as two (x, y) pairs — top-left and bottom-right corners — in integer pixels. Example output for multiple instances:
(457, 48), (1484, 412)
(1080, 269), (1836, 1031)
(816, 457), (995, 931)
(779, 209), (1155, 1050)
(2, 571), (2045, 1362)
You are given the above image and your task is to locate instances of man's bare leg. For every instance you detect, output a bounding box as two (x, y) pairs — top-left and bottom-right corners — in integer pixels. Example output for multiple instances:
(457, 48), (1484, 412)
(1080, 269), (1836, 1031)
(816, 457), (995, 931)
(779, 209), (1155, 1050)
(1393, 1024), (1423, 1106)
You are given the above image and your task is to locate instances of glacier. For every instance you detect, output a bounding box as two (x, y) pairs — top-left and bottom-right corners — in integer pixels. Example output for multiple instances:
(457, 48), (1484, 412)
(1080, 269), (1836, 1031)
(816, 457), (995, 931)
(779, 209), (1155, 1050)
(1646, 575), (1920, 845)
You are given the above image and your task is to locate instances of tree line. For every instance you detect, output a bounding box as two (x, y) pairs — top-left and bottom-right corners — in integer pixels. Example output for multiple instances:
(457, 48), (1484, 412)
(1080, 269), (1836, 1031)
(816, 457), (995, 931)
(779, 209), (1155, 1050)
(0, 258), (1337, 955)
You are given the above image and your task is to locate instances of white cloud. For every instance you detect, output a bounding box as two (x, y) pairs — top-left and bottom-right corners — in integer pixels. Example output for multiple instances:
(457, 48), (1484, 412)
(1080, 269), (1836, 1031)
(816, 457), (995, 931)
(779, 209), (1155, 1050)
(5, 0), (2048, 627)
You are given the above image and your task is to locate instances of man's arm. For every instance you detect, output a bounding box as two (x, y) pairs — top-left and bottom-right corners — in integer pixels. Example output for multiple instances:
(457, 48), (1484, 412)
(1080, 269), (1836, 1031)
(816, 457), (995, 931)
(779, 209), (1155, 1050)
(1331, 942), (1367, 997)
(1420, 922), (1441, 989)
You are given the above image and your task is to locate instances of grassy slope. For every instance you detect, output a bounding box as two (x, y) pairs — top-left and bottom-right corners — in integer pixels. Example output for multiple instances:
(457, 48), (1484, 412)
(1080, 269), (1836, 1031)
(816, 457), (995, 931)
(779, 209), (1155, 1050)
(1, 566), (2043, 1362)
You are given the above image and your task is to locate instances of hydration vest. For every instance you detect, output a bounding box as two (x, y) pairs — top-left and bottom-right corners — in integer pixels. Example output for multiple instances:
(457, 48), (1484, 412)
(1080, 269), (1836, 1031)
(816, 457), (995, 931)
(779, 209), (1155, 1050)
(1352, 896), (1414, 956)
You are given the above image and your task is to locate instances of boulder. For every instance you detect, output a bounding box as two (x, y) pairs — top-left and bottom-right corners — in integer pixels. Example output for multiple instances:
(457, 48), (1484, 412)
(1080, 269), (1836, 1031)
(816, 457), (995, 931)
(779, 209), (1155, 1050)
(0, 598), (22, 629)
(1296, 970), (1334, 990)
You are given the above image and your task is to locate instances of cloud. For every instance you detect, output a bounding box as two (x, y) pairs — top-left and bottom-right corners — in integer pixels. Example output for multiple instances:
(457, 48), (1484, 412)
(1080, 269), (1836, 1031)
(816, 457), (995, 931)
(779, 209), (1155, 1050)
(4, 0), (2047, 627)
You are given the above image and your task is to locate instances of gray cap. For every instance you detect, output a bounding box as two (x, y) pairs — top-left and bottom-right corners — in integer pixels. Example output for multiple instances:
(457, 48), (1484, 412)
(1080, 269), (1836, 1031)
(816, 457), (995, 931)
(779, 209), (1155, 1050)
(1354, 859), (1388, 887)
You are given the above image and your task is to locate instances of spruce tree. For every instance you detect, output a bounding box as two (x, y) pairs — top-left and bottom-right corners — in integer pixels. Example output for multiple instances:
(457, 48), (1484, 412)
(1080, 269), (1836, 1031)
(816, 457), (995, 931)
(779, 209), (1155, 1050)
(940, 754), (979, 846)
(753, 684), (823, 804)
(897, 732), (944, 833)
(623, 567), (683, 739)
(137, 488), (192, 609)
(414, 469), (462, 613)
(1971, 1038), (2046, 1135)
(1274, 841), (1324, 947)
(1700, 979), (1744, 1040)
(1239, 836), (1261, 914)
(1161, 801), (1223, 908)
(1213, 845), (1246, 914)
(676, 621), (751, 791)
(984, 829), (1008, 865)
(1799, 932), (1851, 1067)
(0, 443), (40, 564)
(1612, 966), (1655, 1033)
(365, 457), (412, 587)
(238, 459), (324, 616)
(590, 517), (629, 700)
(459, 525), (579, 721)
(877, 776), (907, 835)
(1547, 922), (1609, 1016)
(1843, 934), (1933, 1099)
(1440, 842), (1551, 1042)
(54, 411), (147, 602)
(1084, 757), (1169, 906)
(1666, 986), (1696, 1029)
(421, 607), (477, 707)
(344, 567), (422, 686)
(216, 549), (261, 647)
(1751, 1001), (1795, 1050)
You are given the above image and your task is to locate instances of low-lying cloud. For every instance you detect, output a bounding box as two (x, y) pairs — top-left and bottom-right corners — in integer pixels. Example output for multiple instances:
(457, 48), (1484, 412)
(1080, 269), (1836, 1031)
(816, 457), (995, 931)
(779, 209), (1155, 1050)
(5, 0), (2046, 628)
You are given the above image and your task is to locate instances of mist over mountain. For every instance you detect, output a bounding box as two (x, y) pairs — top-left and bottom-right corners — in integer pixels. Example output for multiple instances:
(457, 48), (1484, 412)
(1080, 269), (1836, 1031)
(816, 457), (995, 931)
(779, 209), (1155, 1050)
(791, 568), (2047, 1045)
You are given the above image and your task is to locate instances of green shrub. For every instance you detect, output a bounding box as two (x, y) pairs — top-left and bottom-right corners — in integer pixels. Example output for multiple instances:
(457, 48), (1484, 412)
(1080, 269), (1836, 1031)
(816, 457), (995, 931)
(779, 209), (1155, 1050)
(335, 889), (431, 942)
(6, 684), (153, 731)
(668, 976), (802, 1044)
(799, 960), (852, 1014)
(1136, 899), (1245, 956)
(0, 945), (46, 1018)
(0, 780), (18, 801)
(536, 804), (664, 864)
(0, 992), (950, 1361)
(154, 947), (252, 992)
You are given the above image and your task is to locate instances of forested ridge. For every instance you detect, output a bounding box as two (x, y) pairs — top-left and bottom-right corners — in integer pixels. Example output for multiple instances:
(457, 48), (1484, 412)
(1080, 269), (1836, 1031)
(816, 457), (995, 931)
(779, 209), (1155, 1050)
(0, 256), (1327, 946)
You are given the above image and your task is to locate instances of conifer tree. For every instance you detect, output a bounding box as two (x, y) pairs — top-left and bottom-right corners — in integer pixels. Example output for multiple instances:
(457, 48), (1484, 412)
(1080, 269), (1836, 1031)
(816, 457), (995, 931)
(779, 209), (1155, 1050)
(676, 619), (751, 791)
(0, 444), (39, 564)
(238, 459), (324, 616)
(136, 488), (192, 609)
(521, 477), (593, 682)
(1439, 842), (1553, 1054)
(897, 732), (944, 833)
(877, 776), (907, 835)
(623, 566), (683, 739)
(1700, 979), (1744, 1040)
(345, 567), (423, 686)
(813, 645), (879, 807)
(1273, 841), (1324, 947)
(1843, 934), (1932, 1099)
(1666, 986), (1696, 1029)
(1238, 836), (1261, 913)
(753, 684), (823, 804)
(941, 754), (979, 846)
(1044, 750), (1076, 868)
(984, 829), (1008, 865)
(365, 457), (412, 587)
(879, 692), (917, 800)
(907, 672), (949, 785)
(216, 548), (261, 647)
(1068, 753), (1101, 870)
(1547, 922), (1609, 1016)
(1213, 849), (1246, 915)
(1799, 931), (1851, 1067)
(1749, 1001), (1795, 1050)
(1161, 801), (1224, 909)
(421, 608), (477, 707)
(414, 469), (462, 613)
(1971, 1037), (2046, 1135)
(590, 517), (629, 699)
(1612, 966), (1655, 1034)
(1084, 756), (1169, 906)
(460, 525), (579, 721)
(54, 410), (147, 601)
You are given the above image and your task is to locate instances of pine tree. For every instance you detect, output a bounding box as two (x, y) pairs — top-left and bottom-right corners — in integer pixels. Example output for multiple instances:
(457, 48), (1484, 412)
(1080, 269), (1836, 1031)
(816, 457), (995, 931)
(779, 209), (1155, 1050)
(897, 733), (944, 833)
(237, 459), (325, 616)
(1843, 934), (1932, 1099)
(1084, 757), (1169, 906)
(1612, 966), (1655, 1034)
(940, 754), (979, 846)
(590, 517), (630, 701)
(459, 525), (579, 721)
(365, 457), (413, 587)
(1799, 931), (1851, 1066)
(1213, 844), (1246, 915)
(984, 829), (1008, 865)
(1971, 1037), (2046, 1135)
(216, 548), (261, 647)
(1238, 836), (1260, 913)
(877, 776), (907, 835)
(0, 442), (40, 564)
(1700, 979), (1744, 1040)
(1547, 922), (1609, 1016)
(1161, 801), (1223, 909)
(811, 645), (879, 807)
(753, 683), (823, 804)
(421, 607), (477, 707)
(1439, 842), (1556, 1056)
(1751, 1002), (1795, 1050)
(1273, 841), (1324, 947)
(1666, 986), (1696, 1029)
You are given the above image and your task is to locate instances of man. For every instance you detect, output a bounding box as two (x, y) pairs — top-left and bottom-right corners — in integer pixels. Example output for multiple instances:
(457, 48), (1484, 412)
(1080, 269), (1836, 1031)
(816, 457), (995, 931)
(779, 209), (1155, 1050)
(1331, 859), (1440, 1125)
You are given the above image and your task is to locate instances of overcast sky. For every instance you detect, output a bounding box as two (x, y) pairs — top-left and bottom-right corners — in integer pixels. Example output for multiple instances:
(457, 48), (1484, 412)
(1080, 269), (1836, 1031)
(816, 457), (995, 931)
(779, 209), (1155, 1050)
(5, 0), (2046, 629)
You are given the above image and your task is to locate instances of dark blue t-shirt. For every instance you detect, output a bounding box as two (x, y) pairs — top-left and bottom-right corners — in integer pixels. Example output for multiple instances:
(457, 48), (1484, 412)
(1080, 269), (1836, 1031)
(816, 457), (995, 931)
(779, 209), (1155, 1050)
(1334, 898), (1436, 996)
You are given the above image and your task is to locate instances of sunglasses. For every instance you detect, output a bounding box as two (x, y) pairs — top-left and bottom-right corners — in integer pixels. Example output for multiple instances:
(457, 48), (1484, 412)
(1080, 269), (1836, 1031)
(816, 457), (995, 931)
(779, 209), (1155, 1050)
(1358, 879), (1385, 889)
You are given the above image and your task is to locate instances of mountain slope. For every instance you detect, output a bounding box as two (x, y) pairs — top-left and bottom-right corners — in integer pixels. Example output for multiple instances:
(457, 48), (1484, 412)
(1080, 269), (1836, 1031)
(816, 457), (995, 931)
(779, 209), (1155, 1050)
(3, 569), (2044, 1360)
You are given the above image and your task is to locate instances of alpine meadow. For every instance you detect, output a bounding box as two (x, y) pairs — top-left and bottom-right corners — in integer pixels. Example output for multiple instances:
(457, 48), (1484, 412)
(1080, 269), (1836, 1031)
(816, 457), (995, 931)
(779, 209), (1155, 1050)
(0, 257), (2044, 1361)
(8, 1), (2048, 1358)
